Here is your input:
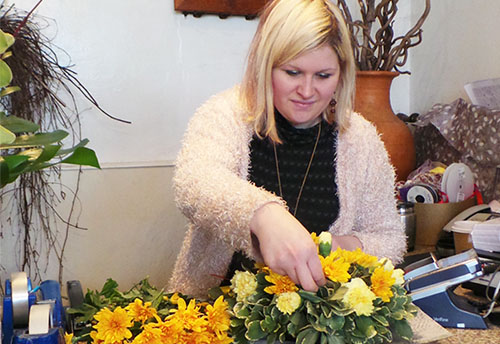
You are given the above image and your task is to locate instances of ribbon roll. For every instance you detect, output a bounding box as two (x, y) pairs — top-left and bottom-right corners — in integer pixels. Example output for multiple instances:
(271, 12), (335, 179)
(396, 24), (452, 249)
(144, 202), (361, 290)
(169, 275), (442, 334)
(28, 303), (53, 335)
(11, 272), (30, 328)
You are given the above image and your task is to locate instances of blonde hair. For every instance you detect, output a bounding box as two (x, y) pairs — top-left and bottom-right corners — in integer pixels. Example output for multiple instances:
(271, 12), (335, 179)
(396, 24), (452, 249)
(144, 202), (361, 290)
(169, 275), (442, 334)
(240, 0), (356, 142)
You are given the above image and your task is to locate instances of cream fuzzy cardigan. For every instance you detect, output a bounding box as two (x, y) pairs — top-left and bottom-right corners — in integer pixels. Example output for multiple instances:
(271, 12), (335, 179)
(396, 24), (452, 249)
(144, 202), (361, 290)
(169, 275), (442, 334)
(168, 86), (406, 298)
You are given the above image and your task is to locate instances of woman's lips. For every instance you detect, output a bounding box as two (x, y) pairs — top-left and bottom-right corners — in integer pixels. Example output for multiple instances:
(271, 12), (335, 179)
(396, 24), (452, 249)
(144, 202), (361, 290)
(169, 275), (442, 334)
(291, 99), (315, 109)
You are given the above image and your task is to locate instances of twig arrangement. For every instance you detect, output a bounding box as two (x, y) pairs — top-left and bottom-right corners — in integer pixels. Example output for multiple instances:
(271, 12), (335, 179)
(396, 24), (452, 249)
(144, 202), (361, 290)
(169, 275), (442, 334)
(336, 0), (431, 73)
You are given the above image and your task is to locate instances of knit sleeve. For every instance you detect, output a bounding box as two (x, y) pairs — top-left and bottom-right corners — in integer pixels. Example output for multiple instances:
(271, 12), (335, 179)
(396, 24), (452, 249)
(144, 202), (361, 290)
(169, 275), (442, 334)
(173, 87), (285, 258)
(334, 114), (407, 264)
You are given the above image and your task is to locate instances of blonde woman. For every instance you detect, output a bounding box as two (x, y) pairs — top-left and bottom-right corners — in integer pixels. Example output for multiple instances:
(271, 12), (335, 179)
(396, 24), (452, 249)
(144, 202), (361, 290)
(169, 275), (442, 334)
(169, 0), (406, 298)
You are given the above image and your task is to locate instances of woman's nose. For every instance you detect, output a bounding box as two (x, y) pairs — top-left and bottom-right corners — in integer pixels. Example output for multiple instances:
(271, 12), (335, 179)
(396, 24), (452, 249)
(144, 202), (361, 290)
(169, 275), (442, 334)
(296, 77), (314, 98)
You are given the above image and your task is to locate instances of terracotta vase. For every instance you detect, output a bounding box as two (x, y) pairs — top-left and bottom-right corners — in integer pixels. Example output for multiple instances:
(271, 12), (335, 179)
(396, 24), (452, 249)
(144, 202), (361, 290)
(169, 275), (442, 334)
(354, 71), (416, 181)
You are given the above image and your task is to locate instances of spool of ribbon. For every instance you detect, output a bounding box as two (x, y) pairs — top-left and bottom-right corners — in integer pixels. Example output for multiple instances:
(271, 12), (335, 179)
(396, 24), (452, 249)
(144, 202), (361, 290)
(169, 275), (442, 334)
(11, 272), (30, 328)
(28, 303), (53, 335)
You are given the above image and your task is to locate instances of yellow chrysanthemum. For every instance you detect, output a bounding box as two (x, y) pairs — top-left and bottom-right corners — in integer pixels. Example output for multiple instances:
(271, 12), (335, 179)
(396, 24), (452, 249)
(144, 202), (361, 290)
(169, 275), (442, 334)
(206, 296), (231, 339)
(155, 318), (182, 343)
(310, 232), (320, 245)
(166, 297), (207, 333)
(168, 292), (181, 305)
(125, 298), (157, 323)
(264, 270), (298, 295)
(339, 248), (379, 268)
(342, 278), (376, 316)
(230, 271), (258, 302)
(92, 306), (133, 344)
(320, 255), (351, 283)
(131, 322), (163, 344)
(382, 260), (405, 286)
(392, 268), (405, 286)
(64, 332), (73, 344)
(276, 292), (302, 315)
(371, 266), (396, 302)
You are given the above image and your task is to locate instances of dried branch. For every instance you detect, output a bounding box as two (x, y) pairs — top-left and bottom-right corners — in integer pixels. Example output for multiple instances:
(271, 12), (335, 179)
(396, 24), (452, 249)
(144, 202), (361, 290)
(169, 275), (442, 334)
(336, 0), (431, 73)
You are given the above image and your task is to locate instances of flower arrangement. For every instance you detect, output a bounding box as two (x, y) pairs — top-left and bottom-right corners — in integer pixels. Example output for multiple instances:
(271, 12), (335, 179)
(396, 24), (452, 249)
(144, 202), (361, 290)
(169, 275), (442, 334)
(216, 232), (418, 343)
(67, 278), (233, 344)
(68, 233), (417, 344)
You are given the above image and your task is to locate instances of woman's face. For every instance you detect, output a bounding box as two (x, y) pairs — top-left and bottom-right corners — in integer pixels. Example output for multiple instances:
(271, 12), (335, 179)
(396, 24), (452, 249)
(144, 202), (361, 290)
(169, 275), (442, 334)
(272, 45), (341, 127)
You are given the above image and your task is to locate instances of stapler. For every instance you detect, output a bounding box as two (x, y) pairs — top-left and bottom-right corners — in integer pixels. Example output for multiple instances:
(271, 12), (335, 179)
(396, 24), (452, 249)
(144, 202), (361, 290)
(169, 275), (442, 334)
(404, 249), (487, 329)
(1, 272), (65, 344)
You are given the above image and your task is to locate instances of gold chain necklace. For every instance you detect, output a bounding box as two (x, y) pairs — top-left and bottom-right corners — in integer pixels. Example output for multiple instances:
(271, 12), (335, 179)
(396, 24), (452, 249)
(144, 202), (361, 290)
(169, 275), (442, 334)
(273, 121), (322, 217)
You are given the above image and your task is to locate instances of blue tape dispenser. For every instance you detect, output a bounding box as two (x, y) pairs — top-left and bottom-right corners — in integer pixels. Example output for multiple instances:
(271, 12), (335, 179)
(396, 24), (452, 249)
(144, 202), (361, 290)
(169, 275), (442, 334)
(1, 272), (64, 344)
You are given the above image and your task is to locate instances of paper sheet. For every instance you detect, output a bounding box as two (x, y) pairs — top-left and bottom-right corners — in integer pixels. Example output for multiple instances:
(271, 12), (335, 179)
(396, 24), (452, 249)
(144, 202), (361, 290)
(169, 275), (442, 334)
(464, 77), (500, 110)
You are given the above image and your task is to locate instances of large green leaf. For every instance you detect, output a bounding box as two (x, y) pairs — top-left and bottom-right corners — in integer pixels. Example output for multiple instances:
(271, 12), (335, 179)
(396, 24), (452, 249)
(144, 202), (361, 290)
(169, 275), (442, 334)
(0, 161), (9, 186)
(2, 155), (29, 171)
(0, 124), (15, 144)
(0, 114), (39, 133)
(0, 85), (20, 98)
(61, 147), (100, 169)
(0, 30), (14, 54)
(0, 155), (30, 187)
(0, 59), (12, 88)
(1, 130), (68, 149)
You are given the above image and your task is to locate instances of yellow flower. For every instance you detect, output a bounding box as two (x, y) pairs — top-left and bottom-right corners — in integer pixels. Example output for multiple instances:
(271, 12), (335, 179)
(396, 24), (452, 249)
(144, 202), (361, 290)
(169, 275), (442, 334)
(319, 255), (351, 283)
(383, 260), (405, 286)
(131, 322), (163, 344)
(125, 298), (157, 323)
(92, 306), (133, 344)
(166, 297), (207, 333)
(168, 292), (181, 305)
(64, 332), (73, 344)
(392, 268), (405, 286)
(230, 271), (258, 302)
(339, 248), (379, 268)
(220, 285), (231, 295)
(371, 266), (396, 302)
(342, 278), (376, 316)
(206, 296), (231, 339)
(310, 232), (319, 245)
(276, 292), (302, 315)
(264, 270), (298, 295)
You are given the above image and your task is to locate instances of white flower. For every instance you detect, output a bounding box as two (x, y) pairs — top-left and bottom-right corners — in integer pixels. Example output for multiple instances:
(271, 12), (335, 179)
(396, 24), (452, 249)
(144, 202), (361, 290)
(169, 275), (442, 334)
(276, 292), (302, 315)
(342, 278), (376, 316)
(230, 271), (258, 302)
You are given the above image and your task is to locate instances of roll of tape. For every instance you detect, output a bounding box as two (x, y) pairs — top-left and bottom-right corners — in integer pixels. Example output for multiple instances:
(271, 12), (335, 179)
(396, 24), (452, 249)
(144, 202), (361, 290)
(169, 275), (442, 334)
(28, 303), (52, 335)
(406, 184), (437, 204)
(11, 272), (30, 328)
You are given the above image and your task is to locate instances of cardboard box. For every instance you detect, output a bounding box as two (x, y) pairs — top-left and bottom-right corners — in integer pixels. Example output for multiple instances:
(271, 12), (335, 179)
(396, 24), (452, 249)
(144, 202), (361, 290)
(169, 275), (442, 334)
(414, 197), (477, 247)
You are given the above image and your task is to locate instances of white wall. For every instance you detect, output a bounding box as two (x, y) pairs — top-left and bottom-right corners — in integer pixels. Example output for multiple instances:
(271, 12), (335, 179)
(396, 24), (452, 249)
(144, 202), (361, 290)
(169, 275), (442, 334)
(410, 0), (500, 114)
(2, 0), (499, 293)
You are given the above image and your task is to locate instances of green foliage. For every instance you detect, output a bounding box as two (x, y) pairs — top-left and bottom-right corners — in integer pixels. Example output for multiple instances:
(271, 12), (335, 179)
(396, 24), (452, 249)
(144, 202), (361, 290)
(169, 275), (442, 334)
(0, 28), (100, 188)
(219, 261), (418, 344)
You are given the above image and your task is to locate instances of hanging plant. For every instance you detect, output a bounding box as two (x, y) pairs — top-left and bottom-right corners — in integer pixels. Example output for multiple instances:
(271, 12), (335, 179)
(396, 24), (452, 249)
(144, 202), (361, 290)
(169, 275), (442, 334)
(0, 0), (127, 287)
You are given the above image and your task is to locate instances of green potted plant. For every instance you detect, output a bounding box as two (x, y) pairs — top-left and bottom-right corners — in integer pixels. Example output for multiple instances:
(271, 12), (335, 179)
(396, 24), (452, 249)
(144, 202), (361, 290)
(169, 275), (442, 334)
(336, 0), (431, 181)
(0, 28), (99, 188)
(0, 16), (102, 286)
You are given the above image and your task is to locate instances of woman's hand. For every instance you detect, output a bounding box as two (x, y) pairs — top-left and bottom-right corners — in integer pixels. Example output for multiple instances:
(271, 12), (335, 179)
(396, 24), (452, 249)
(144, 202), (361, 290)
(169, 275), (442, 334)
(331, 235), (363, 252)
(250, 202), (326, 292)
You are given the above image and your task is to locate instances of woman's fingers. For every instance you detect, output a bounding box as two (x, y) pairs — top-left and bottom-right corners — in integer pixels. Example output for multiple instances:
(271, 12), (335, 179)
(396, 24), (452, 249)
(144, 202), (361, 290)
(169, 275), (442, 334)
(296, 263), (319, 292)
(308, 255), (326, 287)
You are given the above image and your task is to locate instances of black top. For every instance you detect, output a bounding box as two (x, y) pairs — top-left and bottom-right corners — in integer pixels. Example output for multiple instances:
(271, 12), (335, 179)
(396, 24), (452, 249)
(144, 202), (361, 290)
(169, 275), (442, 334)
(223, 111), (340, 282)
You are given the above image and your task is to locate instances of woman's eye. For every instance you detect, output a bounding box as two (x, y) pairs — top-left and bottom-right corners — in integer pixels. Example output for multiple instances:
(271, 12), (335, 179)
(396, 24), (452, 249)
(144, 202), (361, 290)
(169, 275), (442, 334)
(317, 72), (332, 79)
(285, 70), (300, 76)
